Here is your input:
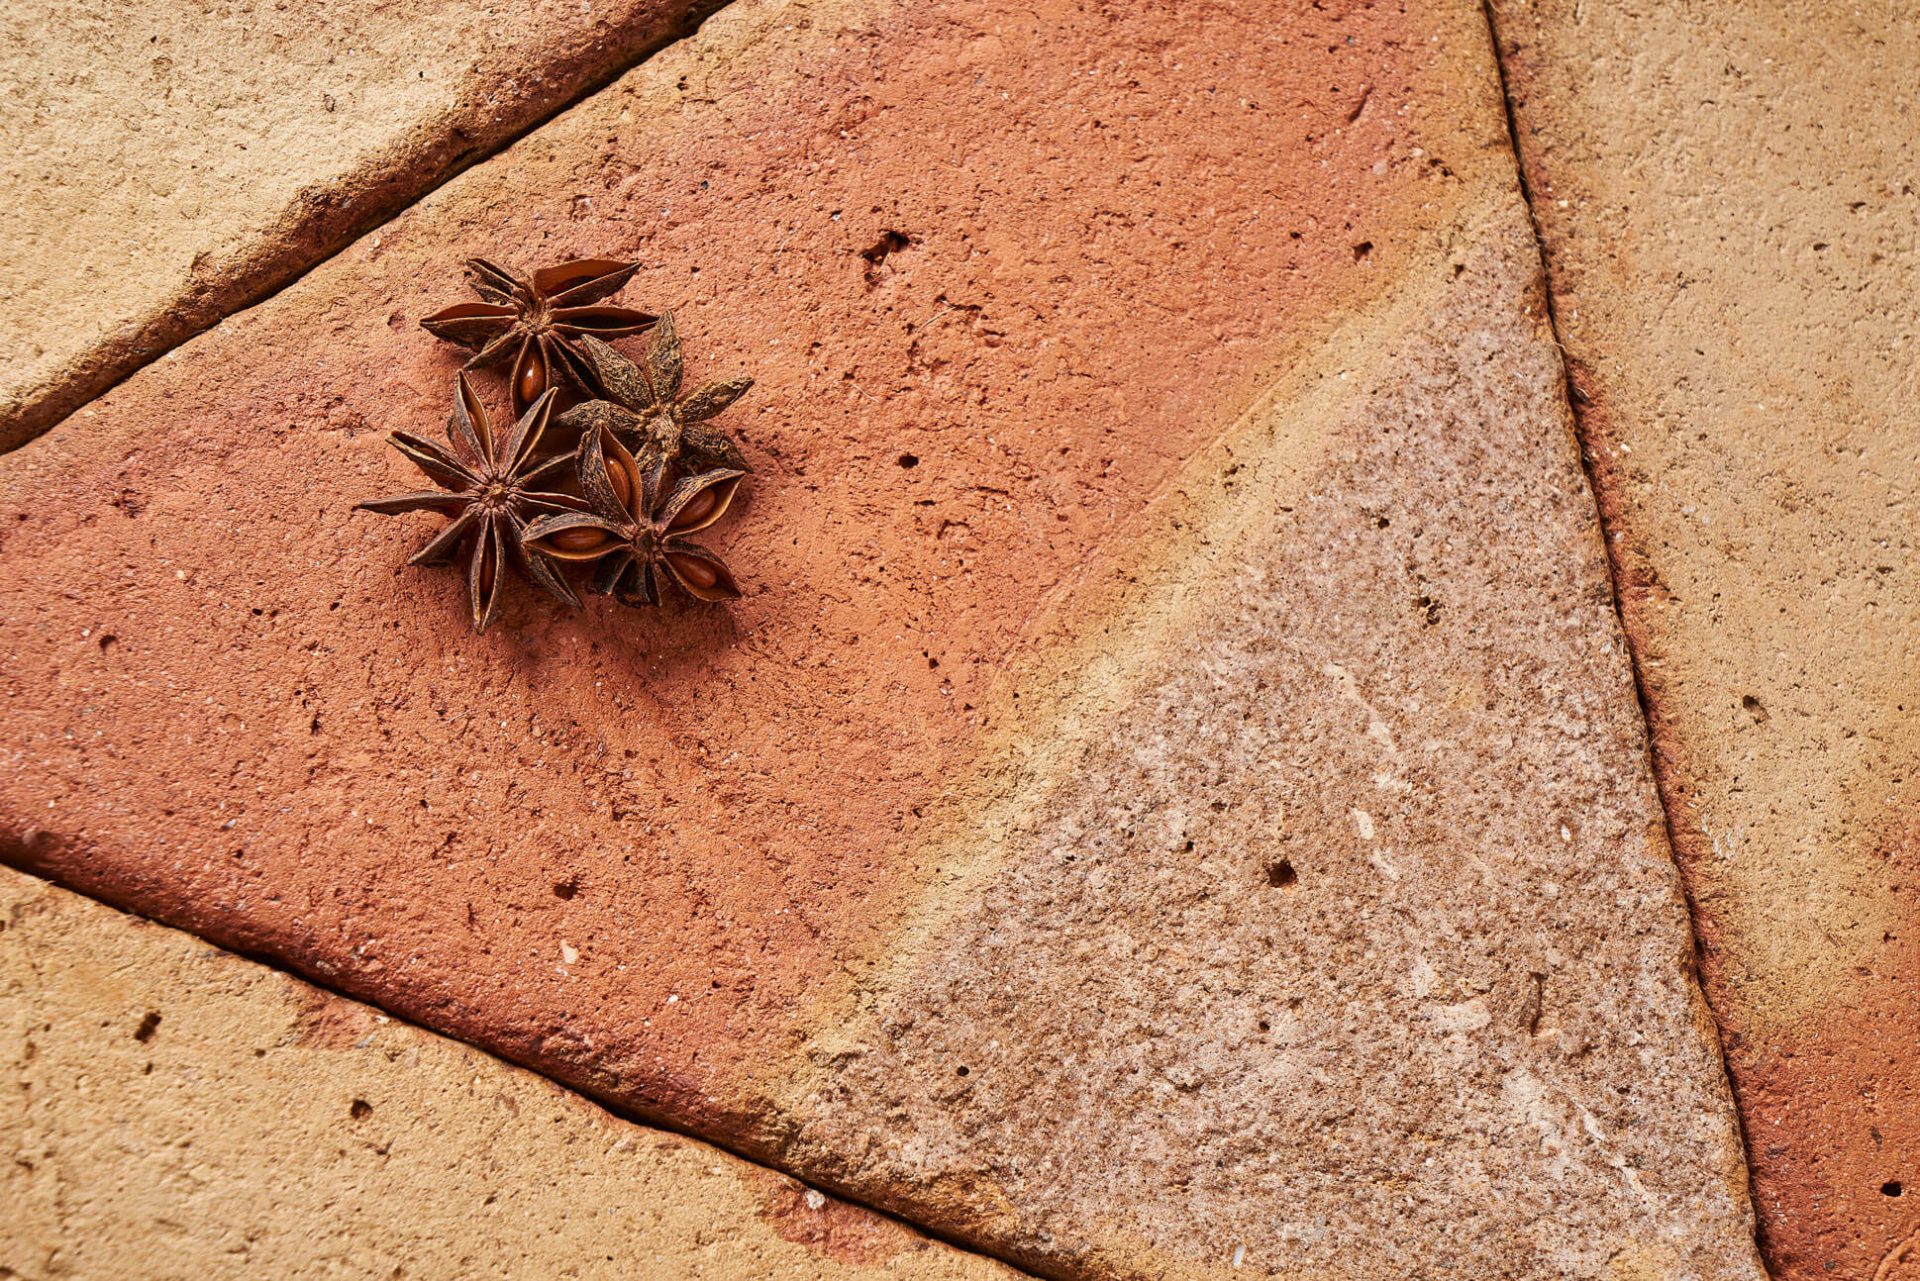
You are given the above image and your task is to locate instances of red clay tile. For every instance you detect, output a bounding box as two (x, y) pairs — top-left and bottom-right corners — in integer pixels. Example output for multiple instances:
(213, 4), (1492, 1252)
(0, 0), (1763, 1272)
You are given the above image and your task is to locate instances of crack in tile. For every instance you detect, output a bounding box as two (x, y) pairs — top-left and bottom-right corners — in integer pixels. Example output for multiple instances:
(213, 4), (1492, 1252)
(1476, 2), (1772, 1273)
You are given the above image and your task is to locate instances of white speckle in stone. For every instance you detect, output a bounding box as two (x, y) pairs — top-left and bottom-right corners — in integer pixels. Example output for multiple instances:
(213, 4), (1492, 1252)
(1432, 998), (1491, 1034)
(1324, 661), (1400, 756)
(1410, 956), (1438, 999)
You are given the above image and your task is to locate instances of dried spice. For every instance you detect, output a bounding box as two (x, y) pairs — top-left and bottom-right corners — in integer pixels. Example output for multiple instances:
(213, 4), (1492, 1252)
(420, 257), (655, 415)
(355, 373), (583, 632)
(363, 253), (760, 629)
(525, 427), (745, 606)
(556, 313), (753, 482)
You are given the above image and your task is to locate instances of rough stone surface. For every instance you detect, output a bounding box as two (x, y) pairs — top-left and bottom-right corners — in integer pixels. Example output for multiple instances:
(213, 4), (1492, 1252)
(1, 867), (1016, 1281)
(0, 0), (709, 452)
(1491, 4), (1920, 1276)
(0, 0), (1761, 1274)
(768, 202), (1762, 1280)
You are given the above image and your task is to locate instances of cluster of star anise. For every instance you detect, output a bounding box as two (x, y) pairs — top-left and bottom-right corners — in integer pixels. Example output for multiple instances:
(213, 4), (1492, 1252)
(355, 257), (755, 632)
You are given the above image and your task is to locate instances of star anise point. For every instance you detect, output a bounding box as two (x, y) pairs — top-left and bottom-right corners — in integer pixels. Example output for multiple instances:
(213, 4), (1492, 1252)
(356, 375), (585, 632)
(524, 428), (746, 608)
(421, 257), (657, 416)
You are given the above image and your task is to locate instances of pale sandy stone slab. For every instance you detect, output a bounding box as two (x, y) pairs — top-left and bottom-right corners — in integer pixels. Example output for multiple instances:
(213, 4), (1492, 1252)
(0, 0), (708, 450)
(1490, 4), (1920, 1275)
(0, 867), (1018, 1281)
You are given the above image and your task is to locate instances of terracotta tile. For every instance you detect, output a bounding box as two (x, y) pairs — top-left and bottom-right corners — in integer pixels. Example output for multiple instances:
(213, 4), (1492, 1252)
(0, 0), (1762, 1272)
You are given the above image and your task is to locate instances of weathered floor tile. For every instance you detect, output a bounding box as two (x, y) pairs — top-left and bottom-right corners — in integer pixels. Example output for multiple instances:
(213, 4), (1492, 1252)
(0, 0), (1760, 1273)
(1, 868), (1016, 1280)
(760, 197), (1766, 1277)
(1490, 4), (1920, 1276)
(0, 0), (709, 452)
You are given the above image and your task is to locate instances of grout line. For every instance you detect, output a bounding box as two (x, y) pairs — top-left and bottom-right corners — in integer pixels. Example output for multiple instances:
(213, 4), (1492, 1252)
(0, 855), (1051, 1280)
(1, 0), (736, 457)
(1475, 3), (1776, 1276)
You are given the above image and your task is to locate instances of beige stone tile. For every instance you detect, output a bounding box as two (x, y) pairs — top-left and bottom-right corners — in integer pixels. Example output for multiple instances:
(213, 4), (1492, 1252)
(0, 867), (1017, 1280)
(1491, 4), (1920, 1276)
(0, 0), (707, 450)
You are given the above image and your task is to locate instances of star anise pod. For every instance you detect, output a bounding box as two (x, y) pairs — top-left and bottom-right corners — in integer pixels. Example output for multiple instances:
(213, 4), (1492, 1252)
(356, 373), (583, 632)
(555, 313), (753, 482)
(419, 257), (656, 416)
(524, 426), (744, 606)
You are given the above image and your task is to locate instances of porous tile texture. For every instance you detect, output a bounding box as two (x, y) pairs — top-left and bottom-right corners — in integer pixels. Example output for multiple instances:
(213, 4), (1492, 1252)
(1491, 3), (1920, 1276)
(1, 868), (1015, 1281)
(0, 0), (1763, 1274)
(0, 0), (710, 452)
(766, 203), (1761, 1280)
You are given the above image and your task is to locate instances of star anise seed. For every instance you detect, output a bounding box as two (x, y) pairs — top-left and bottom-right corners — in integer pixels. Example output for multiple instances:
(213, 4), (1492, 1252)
(356, 373), (584, 632)
(524, 426), (744, 607)
(420, 257), (656, 416)
(554, 314), (753, 482)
